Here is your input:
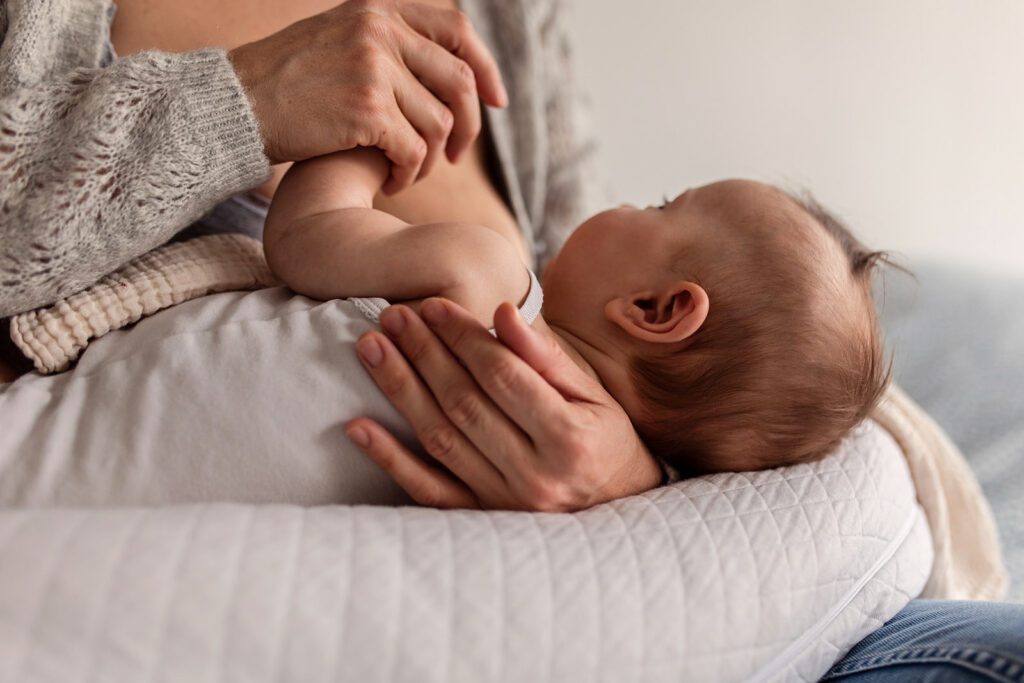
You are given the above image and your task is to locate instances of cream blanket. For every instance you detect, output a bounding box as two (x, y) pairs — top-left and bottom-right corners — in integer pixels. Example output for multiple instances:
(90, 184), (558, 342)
(8, 234), (1008, 600)
(871, 382), (1008, 599)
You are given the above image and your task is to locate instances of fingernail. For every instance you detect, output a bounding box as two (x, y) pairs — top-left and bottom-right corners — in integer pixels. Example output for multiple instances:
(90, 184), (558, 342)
(422, 298), (448, 326)
(346, 426), (370, 448)
(357, 336), (384, 367)
(380, 307), (406, 337)
(496, 81), (510, 107)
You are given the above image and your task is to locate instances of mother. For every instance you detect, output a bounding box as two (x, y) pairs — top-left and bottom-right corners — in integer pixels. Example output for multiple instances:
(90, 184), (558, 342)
(1, 0), (1021, 679)
(0, 0), (660, 508)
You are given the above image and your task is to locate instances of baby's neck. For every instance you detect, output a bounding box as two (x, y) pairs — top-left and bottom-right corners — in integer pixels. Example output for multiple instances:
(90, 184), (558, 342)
(529, 315), (602, 380)
(527, 315), (636, 415)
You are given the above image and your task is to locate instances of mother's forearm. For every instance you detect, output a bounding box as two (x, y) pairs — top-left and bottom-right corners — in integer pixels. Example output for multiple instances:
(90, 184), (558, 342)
(0, 49), (269, 318)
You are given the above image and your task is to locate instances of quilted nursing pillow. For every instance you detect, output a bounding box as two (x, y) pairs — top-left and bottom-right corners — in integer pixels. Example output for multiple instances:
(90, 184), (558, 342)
(0, 428), (930, 683)
(0, 289), (933, 681)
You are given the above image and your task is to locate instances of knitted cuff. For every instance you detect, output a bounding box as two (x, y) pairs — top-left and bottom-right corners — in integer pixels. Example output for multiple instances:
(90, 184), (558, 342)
(171, 48), (272, 198)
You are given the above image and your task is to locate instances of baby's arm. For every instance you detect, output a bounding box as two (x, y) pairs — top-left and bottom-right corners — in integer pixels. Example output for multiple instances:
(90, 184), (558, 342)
(263, 148), (526, 323)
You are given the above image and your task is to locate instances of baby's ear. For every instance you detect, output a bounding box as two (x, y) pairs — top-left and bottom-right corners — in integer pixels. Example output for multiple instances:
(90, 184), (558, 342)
(604, 281), (709, 344)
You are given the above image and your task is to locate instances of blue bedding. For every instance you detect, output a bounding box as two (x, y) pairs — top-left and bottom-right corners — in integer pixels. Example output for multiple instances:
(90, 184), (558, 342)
(877, 260), (1024, 600)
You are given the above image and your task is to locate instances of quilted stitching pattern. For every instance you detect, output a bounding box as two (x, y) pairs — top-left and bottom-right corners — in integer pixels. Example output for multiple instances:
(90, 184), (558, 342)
(0, 421), (930, 683)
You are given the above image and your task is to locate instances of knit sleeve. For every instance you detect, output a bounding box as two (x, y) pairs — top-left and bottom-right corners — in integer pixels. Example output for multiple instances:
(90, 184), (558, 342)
(532, 0), (610, 270)
(0, 48), (270, 318)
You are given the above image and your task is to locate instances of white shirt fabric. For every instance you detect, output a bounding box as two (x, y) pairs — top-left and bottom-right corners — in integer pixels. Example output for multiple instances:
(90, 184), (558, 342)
(0, 275), (543, 507)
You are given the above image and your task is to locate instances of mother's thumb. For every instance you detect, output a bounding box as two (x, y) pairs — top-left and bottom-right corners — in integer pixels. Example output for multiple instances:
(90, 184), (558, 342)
(492, 302), (595, 400)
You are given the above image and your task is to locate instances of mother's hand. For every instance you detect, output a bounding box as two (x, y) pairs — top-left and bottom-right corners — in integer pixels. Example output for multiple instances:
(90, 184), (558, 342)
(344, 298), (665, 511)
(229, 0), (507, 193)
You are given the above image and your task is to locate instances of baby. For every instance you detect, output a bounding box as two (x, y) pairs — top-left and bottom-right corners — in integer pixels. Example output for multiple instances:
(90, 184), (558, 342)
(264, 147), (890, 476)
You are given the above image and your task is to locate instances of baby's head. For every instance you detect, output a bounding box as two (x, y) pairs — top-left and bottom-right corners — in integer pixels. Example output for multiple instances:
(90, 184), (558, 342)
(541, 179), (892, 475)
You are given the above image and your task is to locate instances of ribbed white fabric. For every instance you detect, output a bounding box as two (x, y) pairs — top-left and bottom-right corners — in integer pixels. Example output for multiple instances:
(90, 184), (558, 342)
(349, 268), (544, 335)
(10, 234), (276, 373)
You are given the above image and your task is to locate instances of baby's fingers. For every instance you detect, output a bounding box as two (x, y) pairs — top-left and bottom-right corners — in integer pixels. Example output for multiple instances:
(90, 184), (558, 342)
(344, 418), (480, 509)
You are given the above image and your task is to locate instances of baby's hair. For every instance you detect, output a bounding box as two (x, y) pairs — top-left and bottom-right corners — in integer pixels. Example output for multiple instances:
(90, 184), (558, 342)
(630, 190), (902, 476)
(788, 190), (913, 282)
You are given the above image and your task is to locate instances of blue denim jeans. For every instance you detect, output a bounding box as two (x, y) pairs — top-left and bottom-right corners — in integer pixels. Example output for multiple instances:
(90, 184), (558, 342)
(824, 600), (1024, 682)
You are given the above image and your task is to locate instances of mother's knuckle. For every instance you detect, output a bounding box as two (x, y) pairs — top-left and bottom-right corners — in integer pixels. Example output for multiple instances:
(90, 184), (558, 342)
(403, 335), (431, 366)
(351, 83), (386, 118)
(452, 59), (475, 93)
(377, 370), (409, 398)
(351, 41), (383, 72)
(558, 428), (590, 458)
(371, 448), (397, 472)
(446, 390), (481, 428)
(528, 480), (567, 513)
(445, 325), (473, 355)
(410, 135), (428, 163)
(353, 9), (391, 39)
(412, 481), (444, 507)
(487, 359), (519, 394)
(450, 10), (473, 39)
(423, 424), (457, 461)
(431, 107), (454, 139)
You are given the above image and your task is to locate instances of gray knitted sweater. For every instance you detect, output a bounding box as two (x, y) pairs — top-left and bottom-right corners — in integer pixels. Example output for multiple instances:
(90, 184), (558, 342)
(0, 0), (604, 319)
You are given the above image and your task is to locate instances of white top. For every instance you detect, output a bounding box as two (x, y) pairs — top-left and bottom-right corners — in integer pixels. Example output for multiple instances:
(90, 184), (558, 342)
(0, 269), (540, 508)
(349, 268), (544, 333)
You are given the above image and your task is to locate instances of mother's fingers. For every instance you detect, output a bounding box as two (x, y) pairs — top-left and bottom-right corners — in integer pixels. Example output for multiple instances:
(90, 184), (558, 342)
(417, 298), (574, 439)
(393, 69), (453, 180)
(399, 3), (508, 109)
(377, 102), (428, 195)
(491, 302), (603, 402)
(355, 332), (507, 495)
(399, 34), (480, 163)
(344, 417), (479, 509)
(375, 307), (533, 476)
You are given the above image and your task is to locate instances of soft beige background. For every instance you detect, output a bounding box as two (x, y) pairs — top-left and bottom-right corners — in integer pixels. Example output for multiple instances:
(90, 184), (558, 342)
(567, 1), (1024, 275)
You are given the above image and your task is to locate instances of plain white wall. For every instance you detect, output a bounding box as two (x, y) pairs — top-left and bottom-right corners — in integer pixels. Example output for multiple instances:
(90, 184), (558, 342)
(567, 1), (1024, 275)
